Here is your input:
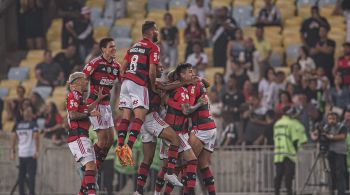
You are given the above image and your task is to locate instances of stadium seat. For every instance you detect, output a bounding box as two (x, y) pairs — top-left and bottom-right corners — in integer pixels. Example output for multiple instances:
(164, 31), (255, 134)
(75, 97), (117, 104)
(147, 0), (168, 11)
(298, 6), (312, 18)
(26, 50), (45, 60)
(297, 0), (318, 7)
(31, 86), (53, 99)
(169, 7), (187, 23)
(284, 17), (303, 27)
(0, 88), (9, 99)
(115, 38), (133, 49)
(109, 26), (131, 38)
(238, 16), (256, 27)
(86, 0), (105, 9)
(114, 18), (136, 27)
(286, 44), (302, 65)
(212, 0), (232, 8)
(7, 67), (29, 81)
(36, 118), (46, 130)
(21, 80), (36, 95)
(204, 67), (225, 84)
(93, 26), (110, 41)
(93, 18), (114, 27)
(3, 121), (15, 132)
(269, 52), (284, 67)
(319, 0), (337, 7)
(234, 0), (253, 6)
(0, 80), (20, 89)
(52, 86), (68, 97)
(169, 0), (188, 8)
(233, 5), (253, 22)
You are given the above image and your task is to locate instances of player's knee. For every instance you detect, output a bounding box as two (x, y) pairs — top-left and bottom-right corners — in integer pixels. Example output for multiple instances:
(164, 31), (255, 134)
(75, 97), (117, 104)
(85, 161), (97, 171)
(143, 157), (153, 165)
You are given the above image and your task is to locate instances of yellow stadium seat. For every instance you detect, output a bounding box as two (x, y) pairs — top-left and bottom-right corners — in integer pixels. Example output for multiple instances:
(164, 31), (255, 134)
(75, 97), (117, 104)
(204, 67), (225, 84)
(298, 6), (311, 19)
(46, 96), (66, 112)
(48, 41), (61, 51)
(266, 34), (282, 47)
(234, 0), (253, 6)
(86, 0), (105, 9)
(20, 59), (41, 68)
(3, 121), (15, 132)
(169, 7), (187, 23)
(0, 80), (20, 89)
(26, 50), (45, 60)
(242, 27), (256, 38)
(283, 36), (302, 47)
(284, 17), (303, 27)
(52, 86), (68, 97)
(212, 0), (232, 8)
(275, 67), (290, 75)
(265, 26), (282, 35)
(93, 26), (110, 41)
(204, 48), (213, 66)
(21, 80), (36, 95)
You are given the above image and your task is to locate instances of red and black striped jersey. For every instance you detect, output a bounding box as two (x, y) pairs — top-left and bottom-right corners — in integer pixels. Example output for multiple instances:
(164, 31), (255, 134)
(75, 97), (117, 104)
(123, 38), (160, 86)
(83, 55), (121, 105)
(66, 90), (90, 142)
(165, 87), (189, 133)
(148, 81), (162, 113)
(187, 81), (216, 131)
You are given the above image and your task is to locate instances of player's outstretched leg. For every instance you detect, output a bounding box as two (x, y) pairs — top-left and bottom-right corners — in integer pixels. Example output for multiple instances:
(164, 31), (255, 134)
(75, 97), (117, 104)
(154, 166), (167, 195)
(115, 109), (131, 165)
(79, 162), (97, 195)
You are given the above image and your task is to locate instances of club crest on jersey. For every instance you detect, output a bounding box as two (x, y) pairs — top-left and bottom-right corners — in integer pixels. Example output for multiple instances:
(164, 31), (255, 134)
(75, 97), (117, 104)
(86, 66), (92, 72)
(113, 68), (118, 75)
(107, 67), (112, 74)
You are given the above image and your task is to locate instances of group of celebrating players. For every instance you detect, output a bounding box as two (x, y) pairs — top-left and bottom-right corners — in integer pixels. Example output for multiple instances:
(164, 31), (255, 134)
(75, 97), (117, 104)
(65, 21), (217, 195)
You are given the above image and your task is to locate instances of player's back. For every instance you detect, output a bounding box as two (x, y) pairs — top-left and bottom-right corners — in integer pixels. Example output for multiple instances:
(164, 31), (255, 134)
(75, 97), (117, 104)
(124, 39), (160, 86)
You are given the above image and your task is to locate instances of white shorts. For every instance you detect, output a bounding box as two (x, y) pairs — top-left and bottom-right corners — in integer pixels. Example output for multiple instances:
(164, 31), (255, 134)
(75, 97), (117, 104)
(141, 112), (169, 143)
(159, 133), (191, 160)
(192, 128), (217, 152)
(119, 80), (149, 110)
(68, 137), (96, 166)
(90, 104), (114, 130)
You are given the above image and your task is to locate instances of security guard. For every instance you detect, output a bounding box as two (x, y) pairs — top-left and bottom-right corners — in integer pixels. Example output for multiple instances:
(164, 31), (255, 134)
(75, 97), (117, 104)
(273, 106), (307, 195)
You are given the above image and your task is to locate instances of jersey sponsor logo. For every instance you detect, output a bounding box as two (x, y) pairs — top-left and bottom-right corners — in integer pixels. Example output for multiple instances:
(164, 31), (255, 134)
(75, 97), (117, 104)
(86, 65), (92, 72)
(100, 78), (114, 86)
(129, 47), (146, 54)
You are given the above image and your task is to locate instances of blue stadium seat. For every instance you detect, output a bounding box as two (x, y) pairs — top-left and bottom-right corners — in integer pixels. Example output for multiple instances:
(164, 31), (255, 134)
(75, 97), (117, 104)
(90, 7), (102, 22)
(147, 0), (168, 11)
(286, 44), (301, 62)
(109, 26), (131, 38)
(36, 118), (46, 130)
(8, 67), (29, 81)
(93, 18), (114, 27)
(116, 38), (133, 49)
(233, 5), (253, 22)
(297, 0), (318, 7)
(269, 53), (283, 67)
(238, 16), (256, 27)
(32, 86), (52, 99)
(0, 87), (9, 99)
(319, 0), (337, 7)
(169, 0), (188, 8)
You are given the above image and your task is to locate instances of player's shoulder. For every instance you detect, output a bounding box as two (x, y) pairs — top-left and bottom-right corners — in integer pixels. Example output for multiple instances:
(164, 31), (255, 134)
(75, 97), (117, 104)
(67, 90), (81, 100)
(89, 56), (103, 65)
(176, 86), (188, 93)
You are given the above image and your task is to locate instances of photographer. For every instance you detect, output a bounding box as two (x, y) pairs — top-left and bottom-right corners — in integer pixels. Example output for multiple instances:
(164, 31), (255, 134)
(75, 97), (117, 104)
(273, 106), (307, 195)
(311, 112), (347, 195)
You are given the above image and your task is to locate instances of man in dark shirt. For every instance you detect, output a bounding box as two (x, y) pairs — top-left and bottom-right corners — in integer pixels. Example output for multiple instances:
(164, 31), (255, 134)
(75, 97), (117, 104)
(300, 6), (330, 48)
(35, 50), (65, 87)
(311, 25), (336, 82)
(230, 62), (249, 91)
(56, 0), (83, 49)
(210, 6), (238, 67)
(53, 43), (81, 81)
(222, 76), (245, 144)
(160, 12), (179, 68)
(257, 0), (281, 26)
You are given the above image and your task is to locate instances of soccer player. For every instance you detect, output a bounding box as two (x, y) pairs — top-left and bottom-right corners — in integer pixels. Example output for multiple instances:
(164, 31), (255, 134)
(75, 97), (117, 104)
(161, 63), (208, 195)
(116, 21), (160, 165)
(134, 64), (201, 195)
(82, 37), (121, 169)
(188, 79), (217, 195)
(66, 72), (107, 195)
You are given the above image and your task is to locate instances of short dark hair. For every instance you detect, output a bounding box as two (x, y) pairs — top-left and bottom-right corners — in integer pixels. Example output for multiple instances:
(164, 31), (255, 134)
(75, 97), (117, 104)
(311, 6), (319, 12)
(44, 49), (52, 56)
(99, 37), (114, 50)
(343, 42), (350, 47)
(175, 63), (192, 78)
(142, 21), (156, 34)
(163, 12), (173, 20)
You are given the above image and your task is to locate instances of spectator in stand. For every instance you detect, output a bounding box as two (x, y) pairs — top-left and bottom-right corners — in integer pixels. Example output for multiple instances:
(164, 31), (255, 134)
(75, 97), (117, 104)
(315, 66), (330, 90)
(160, 13), (179, 68)
(85, 43), (100, 64)
(210, 72), (225, 100)
(259, 67), (277, 110)
(211, 6), (238, 68)
(226, 28), (245, 65)
(20, 0), (45, 49)
(333, 42), (350, 85)
(30, 92), (46, 118)
(305, 79), (325, 113)
(221, 76), (245, 145)
(230, 62), (249, 91)
(209, 92), (223, 145)
(297, 46), (316, 74)
(11, 107), (40, 195)
(256, 0), (282, 26)
(275, 91), (292, 118)
(242, 79), (254, 102)
(56, 0), (83, 49)
(311, 25), (336, 82)
(243, 96), (272, 145)
(186, 41), (208, 77)
(286, 63), (302, 85)
(187, 0), (210, 29)
(286, 83), (295, 99)
(184, 15), (206, 59)
(253, 26), (272, 71)
(53, 43), (81, 81)
(300, 6), (330, 48)
(5, 85), (26, 121)
(243, 38), (261, 88)
(66, 6), (95, 61)
(35, 50), (65, 87)
(329, 73), (350, 108)
(42, 102), (66, 145)
(333, 0), (350, 42)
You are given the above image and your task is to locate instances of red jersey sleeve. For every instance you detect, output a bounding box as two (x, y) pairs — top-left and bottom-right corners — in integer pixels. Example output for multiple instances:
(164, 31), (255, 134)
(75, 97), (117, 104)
(149, 45), (160, 65)
(82, 60), (98, 77)
(66, 91), (80, 112)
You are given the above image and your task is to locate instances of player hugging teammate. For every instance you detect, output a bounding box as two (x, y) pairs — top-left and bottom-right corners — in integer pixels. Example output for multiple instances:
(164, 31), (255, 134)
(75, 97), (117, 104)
(65, 20), (217, 195)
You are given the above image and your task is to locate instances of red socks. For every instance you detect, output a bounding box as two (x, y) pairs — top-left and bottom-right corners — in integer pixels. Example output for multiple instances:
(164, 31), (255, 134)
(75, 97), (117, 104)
(117, 119), (130, 147)
(166, 145), (179, 175)
(93, 144), (108, 169)
(186, 160), (198, 194)
(127, 118), (143, 148)
(136, 162), (150, 194)
(155, 166), (166, 192)
(201, 167), (216, 195)
(83, 170), (96, 195)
